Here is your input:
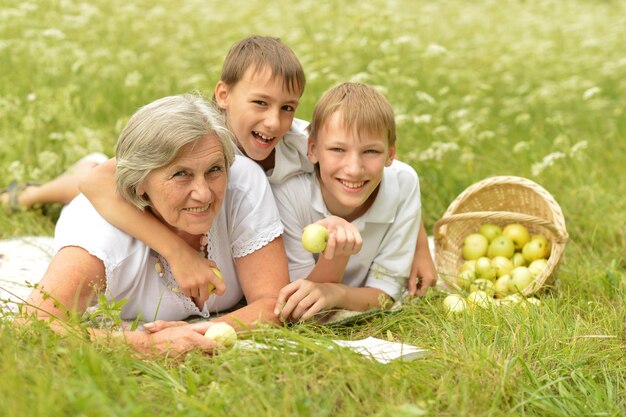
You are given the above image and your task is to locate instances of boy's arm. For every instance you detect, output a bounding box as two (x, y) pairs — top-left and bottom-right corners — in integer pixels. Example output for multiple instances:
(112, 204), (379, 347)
(78, 158), (225, 302)
(408, 221), (437, 296)
(275, 280), (390, 322)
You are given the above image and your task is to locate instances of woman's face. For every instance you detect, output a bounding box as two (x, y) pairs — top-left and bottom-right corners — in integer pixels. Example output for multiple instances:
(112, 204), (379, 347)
(138, 134), (228, 241)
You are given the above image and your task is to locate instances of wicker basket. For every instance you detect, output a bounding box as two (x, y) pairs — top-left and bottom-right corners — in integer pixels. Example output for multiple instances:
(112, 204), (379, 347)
(434, 176), (569, 296)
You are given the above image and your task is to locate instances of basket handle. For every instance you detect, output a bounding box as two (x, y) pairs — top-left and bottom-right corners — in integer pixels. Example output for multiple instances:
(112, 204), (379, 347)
(434, 211), (569, 243)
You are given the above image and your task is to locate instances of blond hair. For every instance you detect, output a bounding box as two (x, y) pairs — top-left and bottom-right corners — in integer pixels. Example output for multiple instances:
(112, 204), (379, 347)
(308, 83), (396, 146)
(115, 94), (235, 210)
(220, 35), (305, 96)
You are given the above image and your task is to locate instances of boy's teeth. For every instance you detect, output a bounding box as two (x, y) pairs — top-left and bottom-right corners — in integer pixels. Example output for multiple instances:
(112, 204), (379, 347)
(340, 180), (365, 189)
(253, 131), (274, 142)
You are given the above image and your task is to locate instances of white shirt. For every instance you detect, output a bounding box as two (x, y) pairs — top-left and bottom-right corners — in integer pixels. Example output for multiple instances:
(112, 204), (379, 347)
(54, 156), (283, 322)
(272, 160), (421, 301)
(234, 118), (314, 184)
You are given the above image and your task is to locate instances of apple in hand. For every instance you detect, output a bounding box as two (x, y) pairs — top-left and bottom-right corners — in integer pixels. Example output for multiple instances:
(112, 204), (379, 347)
(479, 223), (502, 242)
(301, 224), (330, 253)
(508, 266), (534, 293)
(207, 267), (224, 295)
(502, 224), (530, 251)
(204, 322), (237, 347)
(462, 233), (489, 260)
(487, 235), (515, 259)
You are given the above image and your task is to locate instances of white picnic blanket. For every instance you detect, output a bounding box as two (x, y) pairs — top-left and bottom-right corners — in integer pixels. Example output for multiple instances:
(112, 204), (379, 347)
(0, 236), (55, 310)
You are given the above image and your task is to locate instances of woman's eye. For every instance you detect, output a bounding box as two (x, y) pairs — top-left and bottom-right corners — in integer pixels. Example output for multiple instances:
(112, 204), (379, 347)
(172, 171), (187, 177)
(208, 165), (223, 173)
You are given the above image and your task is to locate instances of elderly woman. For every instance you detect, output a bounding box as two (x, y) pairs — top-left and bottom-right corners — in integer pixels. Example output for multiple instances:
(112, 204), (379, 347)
(25, 94), (289, 355)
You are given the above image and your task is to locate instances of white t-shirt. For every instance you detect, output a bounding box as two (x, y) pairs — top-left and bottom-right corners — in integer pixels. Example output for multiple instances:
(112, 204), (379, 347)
(272, 160), (421, 301)
(234, 118), (314, 184)
(54, 156), (283, 322)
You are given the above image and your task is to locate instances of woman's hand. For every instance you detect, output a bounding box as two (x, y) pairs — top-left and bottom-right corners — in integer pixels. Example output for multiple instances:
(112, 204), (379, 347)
(274, 280), (343, 322)
(144, 325), (219, 356)
(315, 216), (363, 260)
(168, 245), (226, 304)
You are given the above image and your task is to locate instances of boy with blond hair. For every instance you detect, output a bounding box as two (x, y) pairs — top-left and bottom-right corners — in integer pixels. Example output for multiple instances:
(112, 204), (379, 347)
(273, 83), (428, 321)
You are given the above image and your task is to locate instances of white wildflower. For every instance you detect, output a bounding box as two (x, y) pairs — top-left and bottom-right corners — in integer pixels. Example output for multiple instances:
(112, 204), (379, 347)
(413, 114), (432, 125)
(513, 141), (530, 154)
(569, 140), (588, 159)
(37, 150), (60, 172)
(41, 28), (66, 40)
(372, 85), (388, 95)
(553, 134), (570, 148)
(395, 114), (410, 124)
(415, 91), (435, 105)
(7, 161), (25, 183)
(458, 122), (474, 135)
(515, 113), (531, 125)
(26, 93), (36, 102)
(425, 43), (448, 57)
(531, 152), (566, 176)
(124, 71), (142, 87)
(582, 86), (601, 101)
(417, 142), (459, 162)
(349, 72), (370, 83)
(395, 35), (415, 45)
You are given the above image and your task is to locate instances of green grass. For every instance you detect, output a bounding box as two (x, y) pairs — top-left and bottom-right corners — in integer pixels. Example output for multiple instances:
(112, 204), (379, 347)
(1, 0), (625, 416)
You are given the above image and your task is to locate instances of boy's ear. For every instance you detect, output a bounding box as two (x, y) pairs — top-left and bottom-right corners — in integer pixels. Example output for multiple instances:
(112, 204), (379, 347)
(214, 81), (229, 109)
(307, 137), (319, 164)
(385, 144), (396, 167)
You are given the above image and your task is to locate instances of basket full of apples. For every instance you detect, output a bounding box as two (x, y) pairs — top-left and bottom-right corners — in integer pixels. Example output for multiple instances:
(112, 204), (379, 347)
(434, 176), (569, 300)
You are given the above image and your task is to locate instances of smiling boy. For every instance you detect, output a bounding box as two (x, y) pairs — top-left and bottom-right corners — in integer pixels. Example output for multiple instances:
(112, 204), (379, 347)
(272, 82), (425, 321)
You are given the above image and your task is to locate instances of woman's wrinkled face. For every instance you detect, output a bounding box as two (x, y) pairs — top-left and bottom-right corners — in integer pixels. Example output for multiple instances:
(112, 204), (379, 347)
(138, 134), (228, 241)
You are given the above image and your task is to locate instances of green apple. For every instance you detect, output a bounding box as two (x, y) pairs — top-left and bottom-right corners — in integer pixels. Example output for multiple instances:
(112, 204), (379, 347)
(522, 239), (547, 262)
(207, 267), (224, 295)
(443, 294), (467, 314)
(487, 235), (515, 259)
(204, 322), (237, 347)
(512, 252), (527, 267)
(531, 234), (551, 257)
(462, 233), (489, 260)
(460, 260), (477, 273)
(301, 224), (330, 253)
(494, 274), (511, 298)
(500, 293), (524, 306)
(491, 256), (514, 278)
(456, 270), (476, 290)
(508, 266), (534, 293)
(467, 290), (492, 309)
(470, 278), (495, 296)
(528, 258), (548, 277)
(479, 223), (502, 242)
(475, 256), (496, 281)
(502, 224), (530, 251)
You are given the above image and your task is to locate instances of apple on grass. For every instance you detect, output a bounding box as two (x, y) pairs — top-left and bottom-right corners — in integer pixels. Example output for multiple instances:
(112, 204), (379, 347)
(204, 322), (237, 347)
(502, 224), (530, 251)
(301, 224), (330, 254)
(467, 291), (492, 309)
(443, 294), (467, 314)
(462, 233), (489, 260)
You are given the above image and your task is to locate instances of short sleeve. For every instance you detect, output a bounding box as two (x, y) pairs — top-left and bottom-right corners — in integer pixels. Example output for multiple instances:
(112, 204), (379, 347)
(226, 156), (284, 258)
(365, 163), (421, 300)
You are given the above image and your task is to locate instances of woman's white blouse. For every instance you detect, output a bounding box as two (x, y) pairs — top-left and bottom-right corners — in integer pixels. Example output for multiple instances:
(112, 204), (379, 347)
(54, 156), (283, 321)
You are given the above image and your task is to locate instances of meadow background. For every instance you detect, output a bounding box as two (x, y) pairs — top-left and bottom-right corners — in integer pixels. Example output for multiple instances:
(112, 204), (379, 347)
(1, 0), (625, 416)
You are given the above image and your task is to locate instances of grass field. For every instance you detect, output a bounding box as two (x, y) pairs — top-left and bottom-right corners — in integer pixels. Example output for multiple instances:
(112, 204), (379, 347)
(1, 0), (625, 416)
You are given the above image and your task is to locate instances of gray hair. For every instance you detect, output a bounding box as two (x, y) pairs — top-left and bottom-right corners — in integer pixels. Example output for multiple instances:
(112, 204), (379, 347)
(115, 94), (236, 210)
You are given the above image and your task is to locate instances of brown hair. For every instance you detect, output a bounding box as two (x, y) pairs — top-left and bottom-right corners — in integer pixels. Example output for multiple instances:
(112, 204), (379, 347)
(220, 35), (305, 96)
(308, 82), (396, 146)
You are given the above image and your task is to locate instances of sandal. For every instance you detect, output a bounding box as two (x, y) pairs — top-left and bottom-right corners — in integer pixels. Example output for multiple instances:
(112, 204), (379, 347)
(0, 180), (40, 214)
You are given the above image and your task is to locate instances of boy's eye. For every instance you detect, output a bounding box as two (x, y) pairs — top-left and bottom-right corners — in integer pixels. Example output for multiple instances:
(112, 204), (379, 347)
(252, 100), (267, 106)
(365, 149), (382, 154)
(281, 105), (295, 112)
(329, 147), (344, 152)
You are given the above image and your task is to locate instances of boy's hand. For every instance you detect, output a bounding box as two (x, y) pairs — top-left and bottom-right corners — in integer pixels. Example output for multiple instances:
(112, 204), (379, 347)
(274, 280), (342, 322)
(408, 250), (437, 296)
(316, 216), (363, 260)
(168, 246), (227, 304)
